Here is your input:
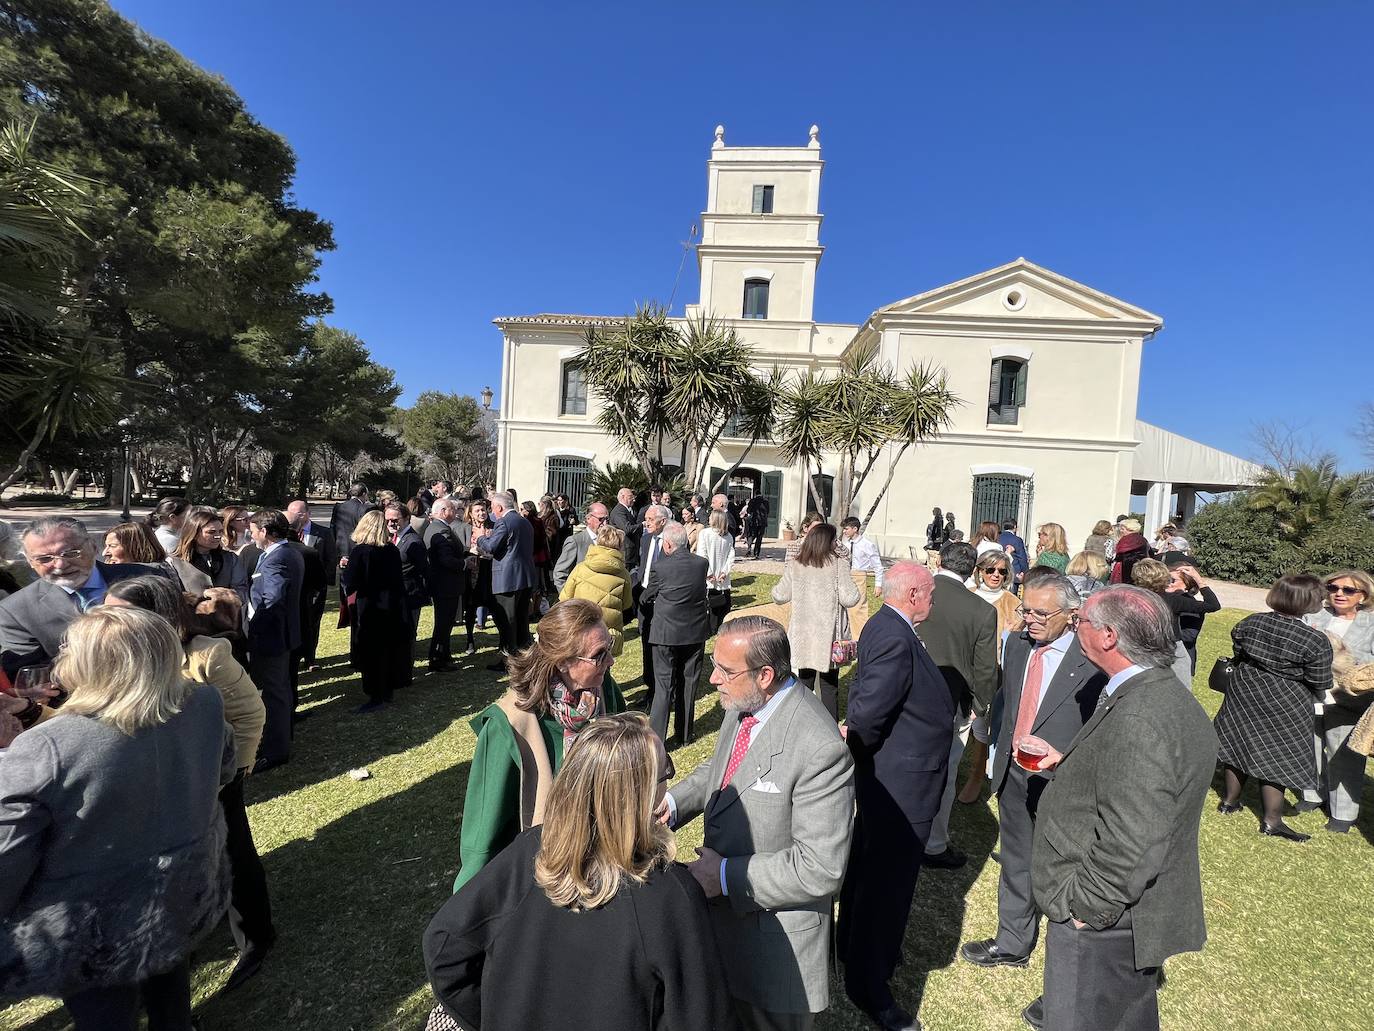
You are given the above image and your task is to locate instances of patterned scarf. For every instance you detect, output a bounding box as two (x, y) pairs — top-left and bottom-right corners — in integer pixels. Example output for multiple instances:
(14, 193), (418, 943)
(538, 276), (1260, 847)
(548, 675), (604, 751)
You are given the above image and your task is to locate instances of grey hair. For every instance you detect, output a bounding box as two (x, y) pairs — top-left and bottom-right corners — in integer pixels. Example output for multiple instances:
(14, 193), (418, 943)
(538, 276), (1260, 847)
(646, 504), (671, 522)
(660, 521), (688, 550)
(722, 615), (792, 684)
(1026, 573), (1082, 612)
(489, 491), (515, 511)
(22, 515), (91, 543)
(1080, 585), (1177, 669)
(431, 498), (457, 520)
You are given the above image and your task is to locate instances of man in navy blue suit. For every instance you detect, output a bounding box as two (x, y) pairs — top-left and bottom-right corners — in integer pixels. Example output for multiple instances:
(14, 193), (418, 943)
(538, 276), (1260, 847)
(837, 561), (954, 1031)
(248, 509), (305, 772)
(472, 490), (535, 672)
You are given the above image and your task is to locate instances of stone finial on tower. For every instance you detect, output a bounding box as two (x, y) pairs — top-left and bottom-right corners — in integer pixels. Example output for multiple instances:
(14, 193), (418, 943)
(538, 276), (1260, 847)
(808, 124), (820, 148)
(713, 124), (725, 149)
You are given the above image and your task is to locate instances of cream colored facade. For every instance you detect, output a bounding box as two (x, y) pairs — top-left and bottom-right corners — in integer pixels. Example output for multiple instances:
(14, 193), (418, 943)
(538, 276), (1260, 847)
(494, 125), (1255, 556)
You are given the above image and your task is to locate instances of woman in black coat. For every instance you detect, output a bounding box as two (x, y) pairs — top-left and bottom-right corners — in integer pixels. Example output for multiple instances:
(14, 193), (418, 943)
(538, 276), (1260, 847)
(342, 511), (410, 713)
(1215, 573), (1332, 841)
(424, 713), (738, 1031)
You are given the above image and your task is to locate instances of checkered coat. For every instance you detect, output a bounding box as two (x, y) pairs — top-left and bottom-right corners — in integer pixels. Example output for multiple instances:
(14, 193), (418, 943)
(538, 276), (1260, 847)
(1214, 611), (1332, 789)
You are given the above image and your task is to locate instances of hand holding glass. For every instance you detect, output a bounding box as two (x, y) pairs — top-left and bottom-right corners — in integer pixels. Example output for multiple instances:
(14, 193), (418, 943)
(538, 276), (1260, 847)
(1014, 734), (1059, 772)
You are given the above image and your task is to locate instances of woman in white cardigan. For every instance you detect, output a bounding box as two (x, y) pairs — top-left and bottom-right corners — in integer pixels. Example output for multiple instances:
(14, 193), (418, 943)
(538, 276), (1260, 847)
(771, 522), (861, 721)
(694, 511), (735, 634)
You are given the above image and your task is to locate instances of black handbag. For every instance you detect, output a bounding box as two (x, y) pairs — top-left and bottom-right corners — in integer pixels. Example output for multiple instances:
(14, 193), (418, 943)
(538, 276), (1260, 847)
(1208, 655), (1235, 694)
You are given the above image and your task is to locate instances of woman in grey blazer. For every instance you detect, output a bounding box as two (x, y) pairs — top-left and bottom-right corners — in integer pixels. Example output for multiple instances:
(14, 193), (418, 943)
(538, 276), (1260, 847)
(0, 606), (234, 1029)
(1300, 569), (1374, 833)
(165, 508), (250, 606)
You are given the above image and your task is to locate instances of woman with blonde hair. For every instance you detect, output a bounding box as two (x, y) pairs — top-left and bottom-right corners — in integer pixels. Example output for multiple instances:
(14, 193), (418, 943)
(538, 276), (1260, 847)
(424, 712), (736, 1031)
(104, 576), (275, 989)
(1033, 522), (1069, 573)
(969, 549), (1020, 635)
(453, 598), (625, 891)
(166, 508), (249, 605)
(341, 509), (409, 712)
(1083, 519), (1114, 558)
(559, 525), (634, 656)
(1298, 568), (1374, 832)
(0, 606), (233, 1028)
(1065, 550), (1109, 599)
(221, 505), (252, 553)
(696, 510), (736, 632)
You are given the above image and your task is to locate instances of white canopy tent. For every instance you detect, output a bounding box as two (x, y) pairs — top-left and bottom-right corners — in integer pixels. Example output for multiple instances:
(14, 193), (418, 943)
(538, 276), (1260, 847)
(1131, 420), (1264, 536)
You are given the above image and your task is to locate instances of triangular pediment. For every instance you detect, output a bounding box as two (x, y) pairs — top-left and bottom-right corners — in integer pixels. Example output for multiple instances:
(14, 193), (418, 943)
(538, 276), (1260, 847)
(873, 258), (1163, 326)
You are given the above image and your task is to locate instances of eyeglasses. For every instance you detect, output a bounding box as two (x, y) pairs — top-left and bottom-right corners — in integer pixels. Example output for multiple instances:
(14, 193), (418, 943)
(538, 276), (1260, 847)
(983, 568), (1008, 577)
(574, 648), (613, 667)
(1016, 606), (1066, 623)
(1327, 584), (1365, 596)
(712, 664), (760, 681)
(29, 547), (86, 565)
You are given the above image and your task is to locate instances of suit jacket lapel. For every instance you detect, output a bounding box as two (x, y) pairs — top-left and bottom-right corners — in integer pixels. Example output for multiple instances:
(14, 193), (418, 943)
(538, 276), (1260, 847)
(1002, 634), (1031, 721)
(707, 685), (799, 819)
(1058, 667), (1149, 761)
(1031, 638), (1090, 733)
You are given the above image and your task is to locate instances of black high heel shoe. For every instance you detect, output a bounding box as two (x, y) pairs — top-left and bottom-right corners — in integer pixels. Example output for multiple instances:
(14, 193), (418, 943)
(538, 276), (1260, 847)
(1217, 801), (1243, 815)
(1260, 821), (1310, 842)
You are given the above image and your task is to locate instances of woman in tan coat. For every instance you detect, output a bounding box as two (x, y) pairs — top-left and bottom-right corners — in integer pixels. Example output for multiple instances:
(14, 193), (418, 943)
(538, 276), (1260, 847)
(558, 526), (634, 656)
(772, 522), (861, 720)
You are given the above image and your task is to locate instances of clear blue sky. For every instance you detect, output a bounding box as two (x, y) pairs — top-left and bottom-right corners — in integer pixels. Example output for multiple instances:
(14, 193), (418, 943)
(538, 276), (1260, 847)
(111, 0), (1373, 470)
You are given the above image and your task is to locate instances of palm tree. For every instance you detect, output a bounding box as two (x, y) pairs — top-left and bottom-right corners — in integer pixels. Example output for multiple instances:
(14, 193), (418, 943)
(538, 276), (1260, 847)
(775, 369), (834, 516)
(1248, 457), (1374, 540)
(0, 118), (121, 501)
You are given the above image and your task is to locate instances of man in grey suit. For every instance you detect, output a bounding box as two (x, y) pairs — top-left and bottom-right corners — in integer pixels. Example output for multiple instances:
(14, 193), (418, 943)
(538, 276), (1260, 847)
(551, 501), (608, 591)
(1022, 586), (1217, 1031)
(917, 541), (997, 868)
(641, 521), (711, 745)
(0, 516), (162, 679)
(961, 575), (1107, 970)
(472, 490), (535, 671)
(659, 615), (855, 1031)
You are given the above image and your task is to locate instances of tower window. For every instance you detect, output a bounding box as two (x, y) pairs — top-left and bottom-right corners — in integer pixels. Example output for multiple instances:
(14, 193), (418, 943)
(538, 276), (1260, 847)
(743, 279), (770, 320)
(751, 185), (774, 214)
(987, 358), (1028, 425)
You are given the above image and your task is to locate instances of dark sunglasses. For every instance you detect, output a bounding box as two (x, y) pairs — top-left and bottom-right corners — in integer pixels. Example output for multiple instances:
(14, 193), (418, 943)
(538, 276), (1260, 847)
(659, 754), (676, 784)
(1326, 584), (1365, 596)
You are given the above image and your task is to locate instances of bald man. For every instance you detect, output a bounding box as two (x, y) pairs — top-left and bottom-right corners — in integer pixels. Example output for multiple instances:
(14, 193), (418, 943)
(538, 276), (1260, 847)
(837, 562), (955, 1031)
(553, 501), (609, 591)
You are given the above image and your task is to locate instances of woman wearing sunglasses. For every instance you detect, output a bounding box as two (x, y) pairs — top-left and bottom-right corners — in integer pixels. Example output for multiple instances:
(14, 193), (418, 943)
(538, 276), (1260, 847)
(1298, 569), (1374, 833)
(957, 550), (1022, 803)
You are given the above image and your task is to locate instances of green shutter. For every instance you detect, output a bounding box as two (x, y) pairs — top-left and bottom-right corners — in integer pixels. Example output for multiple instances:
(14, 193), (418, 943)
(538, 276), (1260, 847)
(1014, 360), (1028, 406)
(763, 470), (783, 538)
(988, 358), (1003, 406)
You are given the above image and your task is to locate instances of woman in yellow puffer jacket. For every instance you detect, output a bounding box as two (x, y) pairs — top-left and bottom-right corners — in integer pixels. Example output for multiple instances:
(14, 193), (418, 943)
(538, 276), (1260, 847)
(558, 526), (634, 656)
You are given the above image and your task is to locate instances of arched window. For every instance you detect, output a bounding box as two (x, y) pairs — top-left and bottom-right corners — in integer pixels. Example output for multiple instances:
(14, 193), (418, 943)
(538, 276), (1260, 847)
(742, 278), (769, 320)
(987, 357), (1028, 425)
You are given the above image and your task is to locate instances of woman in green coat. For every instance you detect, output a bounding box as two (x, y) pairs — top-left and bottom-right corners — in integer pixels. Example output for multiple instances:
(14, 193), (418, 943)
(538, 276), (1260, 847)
(453, 598), (624, 891)
(558, 525), (634, 656)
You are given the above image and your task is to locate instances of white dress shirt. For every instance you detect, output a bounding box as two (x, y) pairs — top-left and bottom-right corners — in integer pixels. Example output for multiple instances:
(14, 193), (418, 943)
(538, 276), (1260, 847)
(846, 534), (884, 589)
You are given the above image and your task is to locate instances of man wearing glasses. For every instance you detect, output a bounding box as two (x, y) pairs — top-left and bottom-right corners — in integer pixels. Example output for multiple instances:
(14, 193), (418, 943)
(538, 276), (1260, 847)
(960, 574), (1106, 980)
(0, 516), (164, 681)
(657, 615), (854, 1031)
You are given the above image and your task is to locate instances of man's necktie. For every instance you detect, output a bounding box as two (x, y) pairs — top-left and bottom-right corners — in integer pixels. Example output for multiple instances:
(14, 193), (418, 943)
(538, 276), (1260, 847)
(1011, 644), (1048, 745)
(720, 715), (759, 790)
(1095, 688), (1112, 713)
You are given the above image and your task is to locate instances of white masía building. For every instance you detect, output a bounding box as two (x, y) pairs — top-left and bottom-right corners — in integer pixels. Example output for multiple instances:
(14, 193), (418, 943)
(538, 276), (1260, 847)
(493, 125), (1258, 555)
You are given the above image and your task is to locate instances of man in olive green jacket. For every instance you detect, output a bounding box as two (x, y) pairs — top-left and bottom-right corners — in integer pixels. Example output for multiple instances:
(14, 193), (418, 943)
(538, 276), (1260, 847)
(1026, 586), (1217, 1031)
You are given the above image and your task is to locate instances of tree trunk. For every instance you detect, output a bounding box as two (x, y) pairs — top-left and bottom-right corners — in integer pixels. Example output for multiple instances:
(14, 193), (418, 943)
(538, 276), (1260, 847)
(807, 460), (828, 519)
(258, 452), (294, 506)
(296, 446), (314, 499)
(859, 441), (913, 529)
(0, 412), (51, 504)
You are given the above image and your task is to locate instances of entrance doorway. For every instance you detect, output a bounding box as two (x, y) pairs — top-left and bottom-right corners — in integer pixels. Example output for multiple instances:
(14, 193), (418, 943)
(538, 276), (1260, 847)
(711, 466), (782, 537)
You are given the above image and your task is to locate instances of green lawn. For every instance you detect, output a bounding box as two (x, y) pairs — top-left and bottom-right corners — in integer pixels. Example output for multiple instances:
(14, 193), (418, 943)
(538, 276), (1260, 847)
(3, 594), (1369, 1030)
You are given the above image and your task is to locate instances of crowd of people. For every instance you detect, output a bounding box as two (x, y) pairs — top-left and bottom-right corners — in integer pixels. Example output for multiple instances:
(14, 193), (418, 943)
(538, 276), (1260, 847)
(0, 486), (1370, 1031)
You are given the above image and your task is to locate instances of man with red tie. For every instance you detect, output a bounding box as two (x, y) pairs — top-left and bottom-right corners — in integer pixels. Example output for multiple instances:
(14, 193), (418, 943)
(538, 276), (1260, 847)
(959, 575), (1106, 977)
(658, 615), (855, 1031)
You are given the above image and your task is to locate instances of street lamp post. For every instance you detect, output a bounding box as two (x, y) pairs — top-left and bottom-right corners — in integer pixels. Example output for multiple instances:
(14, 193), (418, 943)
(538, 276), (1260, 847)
(118, 417), (133, 521)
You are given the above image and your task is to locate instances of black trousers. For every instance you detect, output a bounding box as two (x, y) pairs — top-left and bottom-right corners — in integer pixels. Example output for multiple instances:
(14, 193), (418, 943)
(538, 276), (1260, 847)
(220, 770), (275, 954)
(838, 773), (937, 1013)
(300, 588), (327, 667)
(636, 591), (656, 694)
(1044, 911), (1159, 1031)
(747, 530), (764, 558)
(995, 765), (1048, 956)
(708, 589), (732, 635)
(429, 594), (461, 666)
(63, 958), (192, 1031)
(489, 589), (531, 655)
(252, 651), (293, 764)
(649, 642), (703, 745)
(797, 667), (840, 722)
